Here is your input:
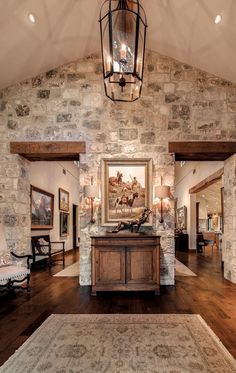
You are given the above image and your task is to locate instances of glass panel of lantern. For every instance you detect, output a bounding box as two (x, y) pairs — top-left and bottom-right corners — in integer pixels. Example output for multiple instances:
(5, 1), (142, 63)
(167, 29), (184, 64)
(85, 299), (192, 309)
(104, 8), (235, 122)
(111, 9), (136, 77)
(136, 11), (146, 80)
(100, 14), (110, 78)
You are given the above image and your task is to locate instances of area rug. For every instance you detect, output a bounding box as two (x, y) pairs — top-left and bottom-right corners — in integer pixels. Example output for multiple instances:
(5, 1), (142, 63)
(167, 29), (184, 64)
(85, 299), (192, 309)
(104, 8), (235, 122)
(175, 259), (197, 277)
(53, 261), (79, 277)
(0, 314), (235, 373)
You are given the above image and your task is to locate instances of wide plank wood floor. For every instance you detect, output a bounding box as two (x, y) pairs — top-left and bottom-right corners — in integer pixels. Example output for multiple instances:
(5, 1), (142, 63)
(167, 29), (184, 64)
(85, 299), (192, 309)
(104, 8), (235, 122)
(0, 248), (236, 366)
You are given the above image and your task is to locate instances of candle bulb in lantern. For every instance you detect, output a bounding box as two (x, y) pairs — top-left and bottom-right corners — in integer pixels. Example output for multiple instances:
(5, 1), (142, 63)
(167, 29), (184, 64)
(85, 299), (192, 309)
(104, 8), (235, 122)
(120, 44), (127, 60)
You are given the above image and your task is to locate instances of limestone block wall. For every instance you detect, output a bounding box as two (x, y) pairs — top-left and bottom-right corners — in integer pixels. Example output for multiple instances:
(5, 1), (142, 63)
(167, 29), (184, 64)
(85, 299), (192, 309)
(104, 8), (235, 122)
(0, 50), (235, 286)
(223, 154), (236, 284)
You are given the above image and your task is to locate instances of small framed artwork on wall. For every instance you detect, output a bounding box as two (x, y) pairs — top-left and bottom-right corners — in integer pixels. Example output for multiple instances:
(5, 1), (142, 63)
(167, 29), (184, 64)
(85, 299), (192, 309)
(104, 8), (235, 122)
(59, 188), (69, 212)
(176, 206), (187, 230)
(31, 186), (54, 230)
(60, 212), (69, 236)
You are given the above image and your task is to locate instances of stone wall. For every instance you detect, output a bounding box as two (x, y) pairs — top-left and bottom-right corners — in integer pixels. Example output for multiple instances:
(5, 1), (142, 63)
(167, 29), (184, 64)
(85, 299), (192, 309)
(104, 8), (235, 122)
(223, 154), (236, 284)
(0, 50), (235, 286)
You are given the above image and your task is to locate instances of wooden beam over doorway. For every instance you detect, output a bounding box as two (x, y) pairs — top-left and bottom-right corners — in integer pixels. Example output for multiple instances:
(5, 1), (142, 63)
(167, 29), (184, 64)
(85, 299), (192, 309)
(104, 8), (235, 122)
(169, 141), (236, 161)
(189, 167), (224, 194)
(10, 141), (86, 161)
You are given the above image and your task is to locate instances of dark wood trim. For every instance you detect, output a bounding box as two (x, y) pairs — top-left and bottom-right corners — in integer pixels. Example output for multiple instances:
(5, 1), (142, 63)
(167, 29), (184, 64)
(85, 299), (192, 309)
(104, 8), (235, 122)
(196, 202), (200, 234)
(221, 187), (224, 234)
(169, 142), (236, 161)
(189, 168), (224, 194)
(10, 141), (86, 161)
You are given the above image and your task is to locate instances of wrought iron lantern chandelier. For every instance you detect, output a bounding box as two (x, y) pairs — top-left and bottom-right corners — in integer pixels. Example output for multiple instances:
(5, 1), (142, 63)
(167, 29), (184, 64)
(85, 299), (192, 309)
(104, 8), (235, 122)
(99, 0), (147, 102)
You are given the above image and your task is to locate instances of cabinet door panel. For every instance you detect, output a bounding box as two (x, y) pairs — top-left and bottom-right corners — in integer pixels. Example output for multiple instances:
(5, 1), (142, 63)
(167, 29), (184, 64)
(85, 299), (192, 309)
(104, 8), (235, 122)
(95, 247), (125, 284)
(126, 247), (156, 284)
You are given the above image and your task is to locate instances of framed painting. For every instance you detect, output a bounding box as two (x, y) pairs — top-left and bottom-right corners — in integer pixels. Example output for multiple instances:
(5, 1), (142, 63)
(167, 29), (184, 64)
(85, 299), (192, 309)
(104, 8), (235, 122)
(101, 158), (152, 226)
(31, 186), (54, 230)
(60, 212), (69, 236)
(176, 206), (187, 230)
(59, 188), (69, 212)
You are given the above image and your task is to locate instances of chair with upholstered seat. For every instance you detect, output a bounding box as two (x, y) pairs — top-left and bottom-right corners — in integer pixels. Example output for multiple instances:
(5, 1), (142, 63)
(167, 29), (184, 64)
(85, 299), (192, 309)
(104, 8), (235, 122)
(0, 223), (32, 292)
(0, 251), (32, 292)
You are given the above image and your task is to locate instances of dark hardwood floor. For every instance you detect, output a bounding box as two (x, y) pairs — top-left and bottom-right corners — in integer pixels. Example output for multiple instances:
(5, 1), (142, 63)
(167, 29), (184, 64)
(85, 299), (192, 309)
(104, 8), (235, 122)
(0, 247), (236, 366)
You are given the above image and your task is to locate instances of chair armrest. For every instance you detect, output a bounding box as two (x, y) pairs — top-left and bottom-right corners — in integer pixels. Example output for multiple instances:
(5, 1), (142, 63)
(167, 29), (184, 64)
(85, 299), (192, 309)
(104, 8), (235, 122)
(50, 241), (65, 249)
(50, 241), (65, 245)
(10, 252), (32, 269)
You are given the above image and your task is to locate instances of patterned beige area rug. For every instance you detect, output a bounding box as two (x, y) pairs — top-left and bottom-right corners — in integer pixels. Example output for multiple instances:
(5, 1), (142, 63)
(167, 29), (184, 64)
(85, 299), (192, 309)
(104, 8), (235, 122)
(53, 261), (79, 277)
(0, 314), (235, 373)
(175, 259), (197, 277)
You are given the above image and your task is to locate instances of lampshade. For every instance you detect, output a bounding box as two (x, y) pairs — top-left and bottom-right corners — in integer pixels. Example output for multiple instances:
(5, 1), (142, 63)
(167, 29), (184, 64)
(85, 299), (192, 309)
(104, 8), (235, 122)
(99, 0), (147, 102)
(155, 185), (170, 199)
(84, 185), (99, 198)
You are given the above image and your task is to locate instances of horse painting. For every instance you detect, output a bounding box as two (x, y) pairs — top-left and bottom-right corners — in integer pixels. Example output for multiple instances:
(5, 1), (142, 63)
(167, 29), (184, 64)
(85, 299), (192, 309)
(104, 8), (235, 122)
(115, 192), (139, 213)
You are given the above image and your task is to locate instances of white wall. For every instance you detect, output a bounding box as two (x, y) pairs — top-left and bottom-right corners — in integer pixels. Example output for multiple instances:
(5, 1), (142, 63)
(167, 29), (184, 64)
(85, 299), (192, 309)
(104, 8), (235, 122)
(175, 161), (223, 249)
(30, 161), (80, 252)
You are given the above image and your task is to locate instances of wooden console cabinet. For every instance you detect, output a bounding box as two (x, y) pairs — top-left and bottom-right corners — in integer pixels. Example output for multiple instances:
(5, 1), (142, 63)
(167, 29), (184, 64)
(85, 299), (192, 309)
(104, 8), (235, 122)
(91, 233), (161, 296)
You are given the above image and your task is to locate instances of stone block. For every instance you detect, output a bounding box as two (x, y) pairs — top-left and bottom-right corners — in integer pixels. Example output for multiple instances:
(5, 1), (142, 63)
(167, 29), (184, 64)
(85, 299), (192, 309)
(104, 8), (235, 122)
(165, 94), (180, 103)
(0, 100), (6, 111)
(140, 132), (156, 144)
(163, 83), (175, 93)
(168, 121), (181, 130)
(82, 93), (102, 107)
(148, 83), (162, 92)
(119, 128), (138, 141)
(68, 73), (86, 81)
(37, 90), (50, 99)
(15, 104), (30, 117)
(46, 70), (57, 79)
(4, 214), (18, 227)
(147, 64), (155, 72)
(172, 105), (190, 120)
(7, 119), (18, 130)
(63, 89), (80, 99)
(82, 120), (101, 130)
(32, 75), (43, 87)
(56, 113), (72, 122)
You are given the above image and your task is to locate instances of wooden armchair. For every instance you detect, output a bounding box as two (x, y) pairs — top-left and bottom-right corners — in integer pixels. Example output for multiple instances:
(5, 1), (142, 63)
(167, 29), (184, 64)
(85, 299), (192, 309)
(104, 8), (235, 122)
(31, 235), (65, 267)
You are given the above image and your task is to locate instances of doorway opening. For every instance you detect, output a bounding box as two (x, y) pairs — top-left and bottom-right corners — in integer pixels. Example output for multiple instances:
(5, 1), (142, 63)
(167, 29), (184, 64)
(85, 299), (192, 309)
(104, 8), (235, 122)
(72, 204), (79, 250)
(29, 160), (80, 267)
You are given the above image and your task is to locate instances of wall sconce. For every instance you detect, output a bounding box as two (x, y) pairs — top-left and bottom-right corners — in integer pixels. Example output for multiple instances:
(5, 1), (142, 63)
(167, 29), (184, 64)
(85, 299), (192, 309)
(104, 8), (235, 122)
(84, 177), (99, 224)
(155, 184), (171, 223)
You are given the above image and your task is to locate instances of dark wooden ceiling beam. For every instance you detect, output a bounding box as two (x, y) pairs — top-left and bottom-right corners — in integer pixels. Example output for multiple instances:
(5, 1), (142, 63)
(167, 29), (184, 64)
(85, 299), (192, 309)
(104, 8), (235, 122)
(169, 142), (236, 161)
(10, 141), (86, 161)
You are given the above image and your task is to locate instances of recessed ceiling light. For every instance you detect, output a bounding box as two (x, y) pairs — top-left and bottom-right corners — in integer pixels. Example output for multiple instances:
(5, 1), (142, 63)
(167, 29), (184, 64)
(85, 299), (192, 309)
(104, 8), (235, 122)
(28, 13), (36, 24)
(202, 194), (205, 198)
(214, 14), (222, 24)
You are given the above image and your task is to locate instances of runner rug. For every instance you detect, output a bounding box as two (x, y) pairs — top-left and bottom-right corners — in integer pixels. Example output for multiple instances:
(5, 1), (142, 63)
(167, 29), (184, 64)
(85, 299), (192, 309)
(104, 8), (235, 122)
(0, 314), (235, 373)
(175, 259), (197, 277)
(53, 261), (79, 277)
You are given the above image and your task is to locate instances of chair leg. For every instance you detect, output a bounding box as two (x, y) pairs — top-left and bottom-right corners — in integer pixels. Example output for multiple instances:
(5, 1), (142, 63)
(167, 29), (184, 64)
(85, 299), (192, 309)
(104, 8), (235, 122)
(27, 274), (30, 292)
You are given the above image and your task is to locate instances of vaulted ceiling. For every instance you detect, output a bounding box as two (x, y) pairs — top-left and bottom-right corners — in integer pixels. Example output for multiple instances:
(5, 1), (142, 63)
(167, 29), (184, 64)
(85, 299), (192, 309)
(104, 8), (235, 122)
(1, 0), (236, 89)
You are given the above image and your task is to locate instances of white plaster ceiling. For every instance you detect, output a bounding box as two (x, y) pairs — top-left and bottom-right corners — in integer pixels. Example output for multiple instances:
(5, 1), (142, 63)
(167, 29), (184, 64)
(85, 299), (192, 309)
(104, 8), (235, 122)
(196, 179), (222, 214)
(0, 0), (236, 89)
